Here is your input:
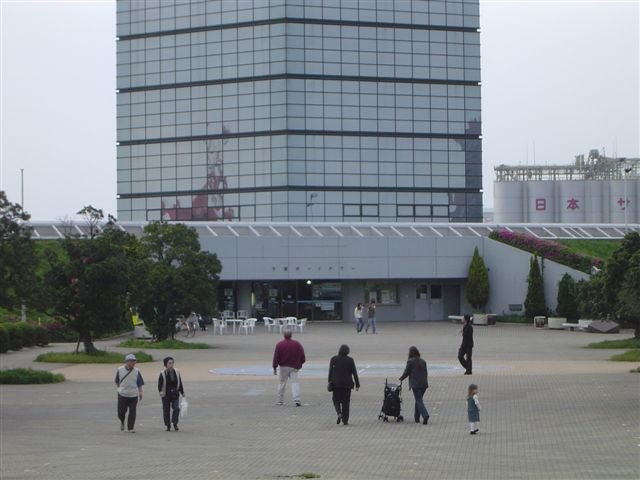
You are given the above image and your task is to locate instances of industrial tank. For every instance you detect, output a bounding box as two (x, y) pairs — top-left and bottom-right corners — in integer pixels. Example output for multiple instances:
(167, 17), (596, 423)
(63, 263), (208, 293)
(525, 181), (555, 223)
(558, 181), (585, 223)
(609, 179), (638, 224)
(584, 181), (603, 223)
(493, 181), (524, 222)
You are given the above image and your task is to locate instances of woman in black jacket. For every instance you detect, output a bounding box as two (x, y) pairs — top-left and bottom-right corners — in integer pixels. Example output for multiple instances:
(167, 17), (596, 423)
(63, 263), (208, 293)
(328, 344), (360, 426)
(399, 346), (429, 424)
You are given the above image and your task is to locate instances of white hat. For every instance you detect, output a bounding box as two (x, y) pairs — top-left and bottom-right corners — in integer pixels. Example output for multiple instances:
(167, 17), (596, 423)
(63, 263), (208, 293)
(125, 354), (137, 361)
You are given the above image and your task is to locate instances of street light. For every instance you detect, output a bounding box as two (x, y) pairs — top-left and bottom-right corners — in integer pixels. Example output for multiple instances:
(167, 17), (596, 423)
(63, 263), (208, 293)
(618, 158), (631, 233)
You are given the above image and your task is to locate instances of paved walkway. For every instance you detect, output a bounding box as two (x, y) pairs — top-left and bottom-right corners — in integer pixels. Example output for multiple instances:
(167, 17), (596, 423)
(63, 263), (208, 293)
(1, 322), (639, 479)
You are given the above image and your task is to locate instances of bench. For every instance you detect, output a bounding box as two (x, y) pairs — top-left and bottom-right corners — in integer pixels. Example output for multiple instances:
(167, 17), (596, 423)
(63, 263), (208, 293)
(563, 323), (580, 331)
(563, 320), (593, 332)
(448, 315), (464, 324)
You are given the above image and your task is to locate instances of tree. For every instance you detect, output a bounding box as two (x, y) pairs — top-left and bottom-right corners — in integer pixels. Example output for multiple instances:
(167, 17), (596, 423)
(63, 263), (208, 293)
(0, 191), (36, 310)
(524, 255), (546, 320)
(576, 274), (609, 320)
(604, 232), (640, 318)
(466, 246), (490, 311)
(617, 251), (640, 338)
(137, 222), (221, 340)
(47, 208), (143, 353)
(556, 273), (579, 321)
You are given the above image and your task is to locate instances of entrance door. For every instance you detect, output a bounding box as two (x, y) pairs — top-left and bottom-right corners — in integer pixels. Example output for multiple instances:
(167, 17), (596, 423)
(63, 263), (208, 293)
(443, 285), (461, 319)
(414, 284), (430, 320)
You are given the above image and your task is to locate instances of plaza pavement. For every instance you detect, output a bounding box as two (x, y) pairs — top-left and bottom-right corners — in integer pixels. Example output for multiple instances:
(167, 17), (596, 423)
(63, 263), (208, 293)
(1, 321), (639, 480)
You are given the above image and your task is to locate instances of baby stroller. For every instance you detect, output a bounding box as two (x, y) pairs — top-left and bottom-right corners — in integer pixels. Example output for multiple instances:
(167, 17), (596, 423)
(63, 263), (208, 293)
(378, 379), (404, 422)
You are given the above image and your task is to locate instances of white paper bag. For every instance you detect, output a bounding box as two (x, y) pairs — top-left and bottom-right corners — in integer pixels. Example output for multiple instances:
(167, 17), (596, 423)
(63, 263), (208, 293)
(180, 397), (188, 417)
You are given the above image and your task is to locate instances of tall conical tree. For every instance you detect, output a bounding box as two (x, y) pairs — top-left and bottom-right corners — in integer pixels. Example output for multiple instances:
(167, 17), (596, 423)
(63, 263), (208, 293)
(466, 246), (490, 312)
(524, 255), (546, 320)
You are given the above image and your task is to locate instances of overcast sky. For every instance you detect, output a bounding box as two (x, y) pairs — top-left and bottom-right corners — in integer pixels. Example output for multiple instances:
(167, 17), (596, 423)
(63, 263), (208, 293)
(1, 0), (638, 220)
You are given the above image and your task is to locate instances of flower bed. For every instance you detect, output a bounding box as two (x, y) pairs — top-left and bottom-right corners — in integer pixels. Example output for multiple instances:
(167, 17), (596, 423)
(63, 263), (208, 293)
(489, 230), (603, 274)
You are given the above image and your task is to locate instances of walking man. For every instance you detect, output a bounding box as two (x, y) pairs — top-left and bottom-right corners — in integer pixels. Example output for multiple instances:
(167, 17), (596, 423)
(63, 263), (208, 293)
(115, 353), (144, 433)
(158, 356), (185, 431)
(458, 314), (474, 375)
(273, 328), (306, 406)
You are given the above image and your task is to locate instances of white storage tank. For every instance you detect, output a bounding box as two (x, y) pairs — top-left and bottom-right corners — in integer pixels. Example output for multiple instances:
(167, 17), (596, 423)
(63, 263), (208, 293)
(494, 181), (524, 222)
(631, 180), (639, 223)
(609, 179), (638, 224)
(559, 181), (586, 223)
(526, 181), (556, 223)
(584, 181), (603, 223)
(608, 180), (625, 224)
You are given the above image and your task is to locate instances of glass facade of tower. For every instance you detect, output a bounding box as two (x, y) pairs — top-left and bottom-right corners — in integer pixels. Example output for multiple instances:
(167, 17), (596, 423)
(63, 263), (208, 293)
(116, 0), (482, 222)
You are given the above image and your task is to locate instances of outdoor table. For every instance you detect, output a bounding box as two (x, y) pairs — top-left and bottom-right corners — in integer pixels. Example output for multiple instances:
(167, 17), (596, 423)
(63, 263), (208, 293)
(225, 318), (244, 334)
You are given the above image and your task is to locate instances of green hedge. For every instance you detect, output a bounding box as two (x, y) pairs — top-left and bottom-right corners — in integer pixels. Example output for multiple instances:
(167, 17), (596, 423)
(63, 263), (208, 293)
(0, 325), (9, 353)
(36, 350), (153, 364)
(5, 323), (24, 351)
(118, 339), (210, 349)
(34, 326), (50, 346)
(18, 323), (35, 348)
(0, 368), (65, 384)
(0, 323), (50, 352)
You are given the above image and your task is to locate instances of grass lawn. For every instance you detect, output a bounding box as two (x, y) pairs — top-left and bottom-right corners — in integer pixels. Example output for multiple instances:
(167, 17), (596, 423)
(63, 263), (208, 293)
(609, 350), (640, 362)
(118, 339), (210, 349)
(0, 368), (65, 384)
(557, 240), (620, 261)
(36, 350), (153, 364)
(587, 338), (640, 349)
(587, 338), (640, 348)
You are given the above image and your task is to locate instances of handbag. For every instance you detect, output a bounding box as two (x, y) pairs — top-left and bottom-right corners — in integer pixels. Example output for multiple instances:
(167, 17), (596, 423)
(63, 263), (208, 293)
(327, 381), (334, 392)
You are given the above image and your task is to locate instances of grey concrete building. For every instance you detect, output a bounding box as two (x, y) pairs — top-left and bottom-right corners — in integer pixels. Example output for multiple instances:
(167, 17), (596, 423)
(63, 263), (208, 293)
(30, 221), (638, 322)
(116, 0), (483, 222)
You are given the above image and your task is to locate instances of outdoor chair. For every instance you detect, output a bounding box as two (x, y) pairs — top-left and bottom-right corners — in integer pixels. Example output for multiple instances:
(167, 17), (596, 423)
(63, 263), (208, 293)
(239, 318), (257, 335)
(212, 318), (226, 335)
(263, 317), (275, 332)
(295, 318), (307, 333)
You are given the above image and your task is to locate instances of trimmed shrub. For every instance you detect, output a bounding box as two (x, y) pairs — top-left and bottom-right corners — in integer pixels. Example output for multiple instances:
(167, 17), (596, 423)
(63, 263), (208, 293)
(5, 323), (24, 351)
(45, 322), (77, 343)
(34, 326), (50, 347)
(524, 255), (547, 320)
(0, 325), (9, 353)
(17, 323), (36, 348)
(466, 246), (490, 311)
(489, 230), (603, 274)
(556, 274), (579, 321)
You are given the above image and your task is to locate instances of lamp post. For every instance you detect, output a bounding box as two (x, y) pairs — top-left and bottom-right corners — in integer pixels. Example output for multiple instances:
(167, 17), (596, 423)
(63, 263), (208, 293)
(619, 158), (631, 233)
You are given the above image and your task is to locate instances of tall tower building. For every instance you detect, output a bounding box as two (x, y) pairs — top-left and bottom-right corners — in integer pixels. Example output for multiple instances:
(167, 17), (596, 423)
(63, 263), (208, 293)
(116, 0), (482, 222)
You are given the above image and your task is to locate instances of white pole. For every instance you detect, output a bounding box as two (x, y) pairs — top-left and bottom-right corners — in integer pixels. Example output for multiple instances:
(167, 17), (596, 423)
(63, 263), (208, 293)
(624, 161), (628, 233)
(20, 168), (24, 208)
